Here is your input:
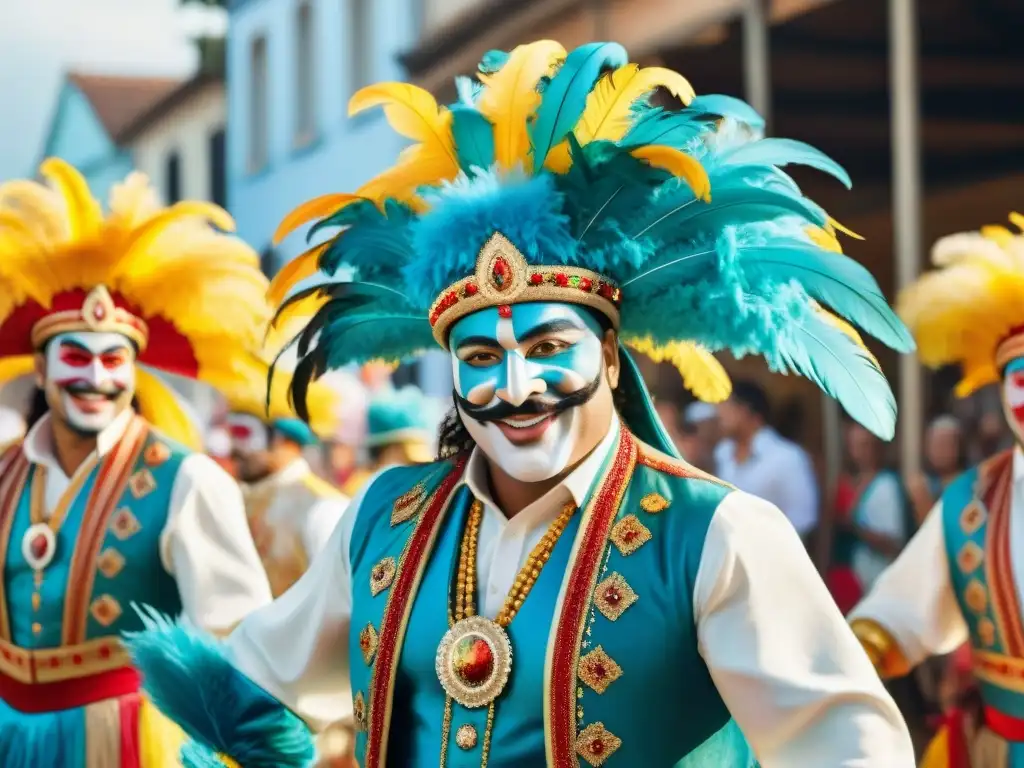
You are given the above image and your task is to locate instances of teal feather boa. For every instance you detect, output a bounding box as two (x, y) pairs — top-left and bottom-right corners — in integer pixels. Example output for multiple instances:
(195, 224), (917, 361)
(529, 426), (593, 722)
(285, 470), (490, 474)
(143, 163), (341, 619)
(124, 606), (315, 768)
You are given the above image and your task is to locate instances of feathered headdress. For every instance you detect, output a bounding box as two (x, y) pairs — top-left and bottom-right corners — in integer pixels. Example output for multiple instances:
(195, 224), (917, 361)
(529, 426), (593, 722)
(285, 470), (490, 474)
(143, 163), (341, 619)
(898, 213), (1024, 397)
(270, 40), (913, 441)
(224, 352), (339, 440)
(0, 158), (270, 447)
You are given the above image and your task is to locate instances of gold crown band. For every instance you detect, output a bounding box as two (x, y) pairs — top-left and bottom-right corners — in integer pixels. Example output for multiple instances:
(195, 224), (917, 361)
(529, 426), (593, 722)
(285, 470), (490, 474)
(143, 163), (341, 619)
(29, 286), (149, 351)
(428, 232), (622, 346)
(996, 331), (1024, 371)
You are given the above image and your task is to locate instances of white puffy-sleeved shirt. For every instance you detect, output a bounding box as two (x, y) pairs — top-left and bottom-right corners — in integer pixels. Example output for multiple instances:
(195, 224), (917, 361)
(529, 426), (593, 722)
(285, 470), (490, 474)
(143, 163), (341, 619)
(22, 410), (273, 633)
(228, 419), (914, 766)
(847, 452), (1024, 664)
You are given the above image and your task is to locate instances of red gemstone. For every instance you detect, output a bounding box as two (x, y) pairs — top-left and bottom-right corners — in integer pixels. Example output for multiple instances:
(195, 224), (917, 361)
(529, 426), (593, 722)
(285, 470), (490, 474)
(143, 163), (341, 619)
(555, 273), (568, 287)
(593, 663), (607, 679)
(591, 740), (605, 754)
(360, 636), (370, 650)
(604, 587), (621, 605)
(623, 530), (637, 542)
(498, 305), (512, 319)
(465, 283), (478, 296)
(94, 304), (106, 320)
(30, 533), (49, 561)
(580, 278), (593, 291)
(530, 273), (544, 285)
(72, 654), (82, 665)
(50, 658), (60, 668)
(452, 635), (494, 688)
(598, 283), (613, 299)
(99, 646), (110, 659)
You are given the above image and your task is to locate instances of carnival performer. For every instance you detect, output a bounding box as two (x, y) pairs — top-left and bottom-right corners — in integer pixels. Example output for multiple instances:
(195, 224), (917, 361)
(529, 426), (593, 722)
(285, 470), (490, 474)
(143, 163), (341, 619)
(224, 354), (348, 598)
(0, 159), (274, 766)
(129, 41), (917, 767)
(850, 217), (1024, 768)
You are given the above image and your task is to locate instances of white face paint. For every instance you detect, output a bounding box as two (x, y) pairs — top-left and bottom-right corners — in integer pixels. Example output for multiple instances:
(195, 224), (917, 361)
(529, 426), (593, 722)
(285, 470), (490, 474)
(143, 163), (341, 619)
(43, 331), (136, 434)
(450, 303), (605, 482)
(226, 412), (270, 455)
(1002, 358), (1024, 445)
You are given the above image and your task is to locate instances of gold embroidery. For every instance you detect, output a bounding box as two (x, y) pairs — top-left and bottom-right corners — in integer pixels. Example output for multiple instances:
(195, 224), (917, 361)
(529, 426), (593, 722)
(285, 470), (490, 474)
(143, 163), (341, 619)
(979, 618), (997, 647)
(455, 723), (478, 750)
(609, 515), (651, 556)
(370, 557), (397, 597)
(390, 483), (425, 526)
(966, 580), (989, 614)
(353, 691), (367, 732)
(593, 572), (638, 622)
(359, 623), (379, 665)
(96, 548), (125, 579)
(128, 469), (156, 499)
(960, 502), (986, 535)
(578, 646), (622, 694)
(639, 492), (669, 514)
(110, 508), (141, 540)
(575, 722), (622, 766)
(958, 541), (984, 574)
(89, 595), (122, 627)
(144, 442), (170, 467)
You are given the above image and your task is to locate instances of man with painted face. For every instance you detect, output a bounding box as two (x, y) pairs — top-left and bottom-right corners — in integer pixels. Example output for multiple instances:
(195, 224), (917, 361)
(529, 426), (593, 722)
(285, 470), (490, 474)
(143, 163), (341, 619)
(130, 42), (916, 766)
(223, 355), (348, 599)
(0, 159), (274, 766)
(851, 219), (1024, 768)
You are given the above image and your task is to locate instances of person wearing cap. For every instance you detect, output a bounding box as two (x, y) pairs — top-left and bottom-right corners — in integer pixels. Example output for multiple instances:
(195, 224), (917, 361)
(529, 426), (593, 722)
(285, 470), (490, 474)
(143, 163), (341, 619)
(0, 160), (272, 764)
(129, 41), (914, 767)
(223, 355), (349, 599)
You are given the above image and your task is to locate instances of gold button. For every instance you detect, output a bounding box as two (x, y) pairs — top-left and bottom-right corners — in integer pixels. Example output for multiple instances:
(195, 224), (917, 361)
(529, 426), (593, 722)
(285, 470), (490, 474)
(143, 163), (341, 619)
(455, 723), (478, 750)
(32, 622), (41, 635)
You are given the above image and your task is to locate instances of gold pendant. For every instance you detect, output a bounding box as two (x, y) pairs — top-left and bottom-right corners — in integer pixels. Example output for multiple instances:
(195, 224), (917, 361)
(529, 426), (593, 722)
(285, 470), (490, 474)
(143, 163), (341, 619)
(435, 615), (512, 708)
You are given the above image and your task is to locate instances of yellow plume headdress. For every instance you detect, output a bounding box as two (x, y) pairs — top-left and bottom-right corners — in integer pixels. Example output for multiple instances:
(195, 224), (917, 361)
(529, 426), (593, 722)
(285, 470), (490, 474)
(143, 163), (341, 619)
(0, 158), (270, 446)
(898, 213), (1024, 397)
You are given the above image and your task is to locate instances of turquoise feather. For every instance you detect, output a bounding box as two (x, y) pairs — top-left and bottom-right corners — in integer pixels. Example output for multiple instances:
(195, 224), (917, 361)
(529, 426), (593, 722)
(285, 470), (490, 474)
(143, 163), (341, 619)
(479, 49), (509, 75)
(450, 104), (495, 172)
(689, 94), (764, 127)
(529, 42), (628, 172)
(717, 138), (852, 188)
(124, 606), (315, 768)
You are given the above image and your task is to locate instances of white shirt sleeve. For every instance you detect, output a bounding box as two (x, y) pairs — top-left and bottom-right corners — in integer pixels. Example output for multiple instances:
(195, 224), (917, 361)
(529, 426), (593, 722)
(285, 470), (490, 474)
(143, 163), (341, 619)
(695, 490), (914, 767)
(849, 501), (969, 664)
(223, 471), (383, 732)
(857, 474), (908, 540)
(160, 453), (273, 633)
(776, 447), (820, 536)
(301, 495), (349, 561)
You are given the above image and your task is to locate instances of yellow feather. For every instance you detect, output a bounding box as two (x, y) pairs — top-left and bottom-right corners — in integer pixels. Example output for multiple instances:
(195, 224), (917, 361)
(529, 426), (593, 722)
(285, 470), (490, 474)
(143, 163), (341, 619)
(273, 193), (363, 245)
(629, 145), (711, 202)
(543, 141), (573, 174)
(135, 368), (203, 449)
(40, 157), (102, 240)
(981, 225), (1015, 248)
(806, 226), (842, 253)
(349, 83), (458, 167)
(477, 40), (566, 169)
(827, 216), (864, 241)
(1010, 212), (1024, 232)
(626, 337), (732, 403)
(0, 355), (33, 384)
(267, 242), (328, 306)
(119, 202), (236, 277)
(577, 65), (694, 145)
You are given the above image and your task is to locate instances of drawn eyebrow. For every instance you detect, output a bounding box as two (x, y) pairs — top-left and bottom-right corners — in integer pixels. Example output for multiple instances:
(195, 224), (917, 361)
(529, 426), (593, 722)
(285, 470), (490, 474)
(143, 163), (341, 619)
(59, 339), (129, 355)
(455, 335), (502, 352)
(519, 319), (585, 341)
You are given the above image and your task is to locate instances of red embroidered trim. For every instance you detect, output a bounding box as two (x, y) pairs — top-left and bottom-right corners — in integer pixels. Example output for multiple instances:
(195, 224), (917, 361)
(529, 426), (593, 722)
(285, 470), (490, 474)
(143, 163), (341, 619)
(0, 446), (29, 641)
(364, 458), (467, 768)
(637, 447), (730, 487)
(548, 431), (636, 767)
(62, 417), (149, 645)
(984, 452), (1024, 655)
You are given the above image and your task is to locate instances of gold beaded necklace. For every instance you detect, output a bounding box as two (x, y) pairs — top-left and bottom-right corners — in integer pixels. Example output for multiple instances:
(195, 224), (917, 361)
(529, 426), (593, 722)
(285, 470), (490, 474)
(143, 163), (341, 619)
(436, 498), (576, 764)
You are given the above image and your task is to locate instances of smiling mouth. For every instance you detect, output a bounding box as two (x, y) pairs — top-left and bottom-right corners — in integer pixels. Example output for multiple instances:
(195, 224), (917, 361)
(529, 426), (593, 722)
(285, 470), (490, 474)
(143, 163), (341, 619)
(495, 413), (556, 444)
(64, 385), (119, 414)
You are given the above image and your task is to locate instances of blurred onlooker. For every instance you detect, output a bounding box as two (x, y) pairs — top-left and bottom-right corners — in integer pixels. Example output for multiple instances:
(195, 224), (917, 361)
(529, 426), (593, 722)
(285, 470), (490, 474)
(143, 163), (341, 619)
(834, 421), (910, 594)
(905, 415), (965, 525)
(682, 401), (719, 474)
(715, 380), (819, 537)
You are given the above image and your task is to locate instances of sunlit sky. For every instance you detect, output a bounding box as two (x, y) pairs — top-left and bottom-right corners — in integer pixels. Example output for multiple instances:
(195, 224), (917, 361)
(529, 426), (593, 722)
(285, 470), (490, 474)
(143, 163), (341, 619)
(0, 0), (221, 180)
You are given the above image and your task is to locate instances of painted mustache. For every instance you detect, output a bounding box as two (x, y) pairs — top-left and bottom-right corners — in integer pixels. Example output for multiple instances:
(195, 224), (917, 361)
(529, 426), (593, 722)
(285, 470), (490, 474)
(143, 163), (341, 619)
(59, 380), (125, 399)
(455, 370), (602, 424)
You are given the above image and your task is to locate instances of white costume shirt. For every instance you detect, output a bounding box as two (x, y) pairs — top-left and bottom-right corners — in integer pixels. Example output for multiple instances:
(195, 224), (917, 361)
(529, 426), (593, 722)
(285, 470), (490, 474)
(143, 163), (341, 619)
(847, 452), (1024, 664)
(715, 427), (820, 535)
(241, 458), (348, 597)
(228, 419), (913, 766)
(851, 472), (909, 591)
(22, 410), (272, 633)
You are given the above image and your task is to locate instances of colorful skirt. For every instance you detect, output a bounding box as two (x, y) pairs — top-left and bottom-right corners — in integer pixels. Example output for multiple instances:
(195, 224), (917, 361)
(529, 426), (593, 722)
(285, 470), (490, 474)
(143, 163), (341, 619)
(0, 689), (186, 767)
